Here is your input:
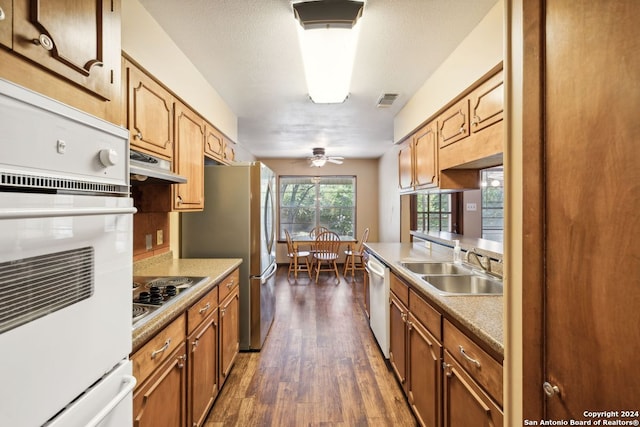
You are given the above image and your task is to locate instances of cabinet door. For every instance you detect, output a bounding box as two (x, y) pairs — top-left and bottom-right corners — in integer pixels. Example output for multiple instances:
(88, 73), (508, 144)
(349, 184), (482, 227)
(407, 313), (442, 427)
(188, 310), (219, 427)
(470, 70), (503, 134)
(223, 137), (235, 163)
(204, 122), (224, 162)
(133, 343), (188, 427)
(442, 351), (503, 427)
(413, 123), (438, 188)
(126, 61), (174, 160)
(219, 287), (239, 387)
(12, 0), (120, 100)
(398, 141), (413, 190)
(173, 101), (204, 211)
(389, 291), (407, 389)
(0, 0), (12, 48)
(438, 98), (470, 148)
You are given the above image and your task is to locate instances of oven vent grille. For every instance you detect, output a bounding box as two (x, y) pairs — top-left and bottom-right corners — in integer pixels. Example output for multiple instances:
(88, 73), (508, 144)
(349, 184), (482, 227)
(0, 247), (94, 335)
(0, 171), (129, 196)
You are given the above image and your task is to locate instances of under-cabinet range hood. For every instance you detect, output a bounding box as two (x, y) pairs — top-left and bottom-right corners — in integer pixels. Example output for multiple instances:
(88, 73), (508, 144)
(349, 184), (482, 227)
(129, 149), (187, 184)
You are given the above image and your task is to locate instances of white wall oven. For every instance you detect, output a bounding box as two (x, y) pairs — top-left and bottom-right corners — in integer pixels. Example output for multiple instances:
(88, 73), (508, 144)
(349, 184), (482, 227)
(0, 79), (136, 426)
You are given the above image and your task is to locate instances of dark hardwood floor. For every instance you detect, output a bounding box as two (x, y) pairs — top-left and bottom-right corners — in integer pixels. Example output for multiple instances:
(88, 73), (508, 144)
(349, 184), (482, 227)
(205, 266), (417, 426)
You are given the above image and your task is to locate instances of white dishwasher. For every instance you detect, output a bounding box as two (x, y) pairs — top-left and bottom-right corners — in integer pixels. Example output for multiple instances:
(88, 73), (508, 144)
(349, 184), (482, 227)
(365, 252), (390, 359)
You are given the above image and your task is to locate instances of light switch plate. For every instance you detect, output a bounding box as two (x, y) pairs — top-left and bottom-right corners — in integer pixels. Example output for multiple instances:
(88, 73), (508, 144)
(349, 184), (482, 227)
(157, 229), (163, 246)
(466, 203), (477, 211)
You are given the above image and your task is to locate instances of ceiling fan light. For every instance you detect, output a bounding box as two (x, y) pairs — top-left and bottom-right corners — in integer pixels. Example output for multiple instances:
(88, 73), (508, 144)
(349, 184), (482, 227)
(311, 157), (327, 167)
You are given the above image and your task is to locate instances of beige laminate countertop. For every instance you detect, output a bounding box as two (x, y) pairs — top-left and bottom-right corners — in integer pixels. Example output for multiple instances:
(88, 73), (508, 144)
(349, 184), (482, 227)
(131, 254), (242, 352)
(364, 242), (504, 359)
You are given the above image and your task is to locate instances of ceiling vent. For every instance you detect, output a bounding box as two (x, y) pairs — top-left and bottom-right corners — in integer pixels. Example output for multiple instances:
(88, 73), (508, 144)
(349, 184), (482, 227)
(376, 93), (399, 108)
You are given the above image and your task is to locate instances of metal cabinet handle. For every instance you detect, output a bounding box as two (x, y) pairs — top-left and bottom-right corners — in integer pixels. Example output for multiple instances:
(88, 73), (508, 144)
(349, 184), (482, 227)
(176, 195), (183, 205)
(192, 339), (199, 350)
(150, 338), (171, 359)
(198, 302), (211, 314)
(33, 34), (54, 51)
(134, 132), (143, 140)
(177, 354), (187, 369)
(0, 7), (5, 21)
(459, 345), (481, 368)
(543, 381), (560, 397)
(226, 279), (234, 289)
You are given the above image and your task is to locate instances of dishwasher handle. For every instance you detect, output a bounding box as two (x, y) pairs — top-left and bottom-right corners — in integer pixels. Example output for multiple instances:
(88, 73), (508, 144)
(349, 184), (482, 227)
(366, 257), (386, 277)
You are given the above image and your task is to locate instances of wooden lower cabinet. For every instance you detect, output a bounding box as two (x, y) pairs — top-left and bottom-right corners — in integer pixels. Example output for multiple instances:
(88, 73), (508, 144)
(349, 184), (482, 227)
(133, 343), (188, 427)
(219, 285), (239, 387)
(389, 291), (408, 388)
(442, 351), (503, 427)
(407, 313), (442, 427)
(188, 308), (219, 427)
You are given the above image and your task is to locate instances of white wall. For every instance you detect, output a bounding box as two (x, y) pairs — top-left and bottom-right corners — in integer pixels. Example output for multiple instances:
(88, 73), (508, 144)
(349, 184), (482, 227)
(121, 0), (238, 142)
(378, 0), (504, 242)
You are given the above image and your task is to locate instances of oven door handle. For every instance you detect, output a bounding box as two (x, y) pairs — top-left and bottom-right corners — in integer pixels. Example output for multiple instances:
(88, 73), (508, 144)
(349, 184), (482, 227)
(84, 374), (137, 427)
(0, 206), (137, 220)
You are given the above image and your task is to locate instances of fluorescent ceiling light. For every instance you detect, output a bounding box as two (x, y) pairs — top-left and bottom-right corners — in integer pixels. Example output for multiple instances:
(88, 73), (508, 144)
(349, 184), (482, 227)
(293, 1), (364, 104)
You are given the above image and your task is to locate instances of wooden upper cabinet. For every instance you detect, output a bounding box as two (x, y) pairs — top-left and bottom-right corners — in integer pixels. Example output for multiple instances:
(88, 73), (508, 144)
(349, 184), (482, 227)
(11, 0), (120, 100)
(398, 141), (413, 191)
(438, 98), (470, 149)
(125, 59), (174, 160)
(204, 122), (225, 162)
(223, 137), (236, 163)
(0, 0), (12, 49)
(173, 101), (204, 211)
(205, 125), (236, 165)
(470, 69), (504, 134)
(413, 122), (438, 188)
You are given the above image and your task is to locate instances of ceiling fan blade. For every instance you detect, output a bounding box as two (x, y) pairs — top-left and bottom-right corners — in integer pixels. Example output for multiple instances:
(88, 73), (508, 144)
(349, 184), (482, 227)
(328, 158), (343, 164)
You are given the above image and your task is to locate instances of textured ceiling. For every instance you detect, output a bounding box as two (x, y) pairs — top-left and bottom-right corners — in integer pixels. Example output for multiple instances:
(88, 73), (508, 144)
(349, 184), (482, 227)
(138, 0), (498, 161)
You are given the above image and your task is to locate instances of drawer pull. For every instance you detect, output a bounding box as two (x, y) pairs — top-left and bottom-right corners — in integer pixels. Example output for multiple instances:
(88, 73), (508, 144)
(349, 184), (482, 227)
(150, 338), (171, 359)
(198, 302), (211, 314)
(226, 279), (234, 289)
(459, 345), (481, 368)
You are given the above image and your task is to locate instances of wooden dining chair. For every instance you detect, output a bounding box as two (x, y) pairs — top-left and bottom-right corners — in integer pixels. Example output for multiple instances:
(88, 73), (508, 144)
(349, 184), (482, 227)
(284, 229), (311, 279)
(307, 226), (329, 272)
(343, 227), (370, 278)
(313, 231), (341, 281)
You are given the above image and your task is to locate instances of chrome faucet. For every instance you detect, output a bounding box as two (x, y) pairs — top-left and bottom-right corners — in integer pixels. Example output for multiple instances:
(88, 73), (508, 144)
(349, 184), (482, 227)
(465, 248), (491, 274)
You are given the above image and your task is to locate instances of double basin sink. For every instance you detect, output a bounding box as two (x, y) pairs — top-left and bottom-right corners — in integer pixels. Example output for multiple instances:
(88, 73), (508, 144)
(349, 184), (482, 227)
(399, 261), (503, 296)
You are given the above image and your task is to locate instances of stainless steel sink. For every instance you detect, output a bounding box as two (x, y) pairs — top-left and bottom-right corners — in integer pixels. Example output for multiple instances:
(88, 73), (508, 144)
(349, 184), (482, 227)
(421, 274), (503, 296)
(400, 261), (470, 275)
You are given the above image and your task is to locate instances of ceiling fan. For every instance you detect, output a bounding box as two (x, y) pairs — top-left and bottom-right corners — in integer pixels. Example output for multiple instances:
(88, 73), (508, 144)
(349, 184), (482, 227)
(308, 147), (344, 167)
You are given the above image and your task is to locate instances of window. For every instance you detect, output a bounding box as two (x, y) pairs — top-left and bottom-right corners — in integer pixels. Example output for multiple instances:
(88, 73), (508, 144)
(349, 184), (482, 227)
(279, 176), (356, 239)
(413, 193), (460, 233)
(481, 167), (504, 242)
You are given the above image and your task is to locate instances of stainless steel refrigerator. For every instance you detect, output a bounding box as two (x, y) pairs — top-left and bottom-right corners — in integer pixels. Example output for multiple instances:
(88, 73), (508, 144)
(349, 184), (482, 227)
(181, 162), (277, 350)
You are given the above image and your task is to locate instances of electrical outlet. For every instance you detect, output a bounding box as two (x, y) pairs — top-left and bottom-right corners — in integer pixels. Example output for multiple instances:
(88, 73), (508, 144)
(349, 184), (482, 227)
(157, 229), (163, 246)
(145, 234), (153, 250)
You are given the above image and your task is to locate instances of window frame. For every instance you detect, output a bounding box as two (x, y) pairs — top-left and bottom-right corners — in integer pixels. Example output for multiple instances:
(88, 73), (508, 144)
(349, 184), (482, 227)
(410, 192), (463, 234)
(278, 175), (357, 241)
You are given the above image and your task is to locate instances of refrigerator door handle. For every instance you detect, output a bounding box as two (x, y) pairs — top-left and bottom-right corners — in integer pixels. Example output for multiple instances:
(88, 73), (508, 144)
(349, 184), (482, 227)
(253, 262), (277, 285)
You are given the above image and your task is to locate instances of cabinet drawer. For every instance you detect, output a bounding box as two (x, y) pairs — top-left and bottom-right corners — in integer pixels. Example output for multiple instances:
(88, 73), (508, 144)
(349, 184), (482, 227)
(132, 314), (186, 386)
(409, 289), (441, 342)
(187, 285), (218, 335)
(443, 319), (503, 406)
(218, 269), (239, 304)
(390, 273), (409, 306)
